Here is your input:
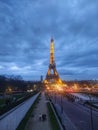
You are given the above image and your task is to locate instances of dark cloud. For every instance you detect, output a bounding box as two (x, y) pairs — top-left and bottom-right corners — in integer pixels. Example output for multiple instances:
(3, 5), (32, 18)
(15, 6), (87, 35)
(0, 0), (98, 80)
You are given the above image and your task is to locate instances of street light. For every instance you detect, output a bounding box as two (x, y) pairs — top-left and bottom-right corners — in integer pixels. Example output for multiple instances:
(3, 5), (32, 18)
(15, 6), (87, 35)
(56, 85), (64, 113)
(54, 92), (56, 103)
(60, 93), (63, 113)
(89, 94), (94, 130)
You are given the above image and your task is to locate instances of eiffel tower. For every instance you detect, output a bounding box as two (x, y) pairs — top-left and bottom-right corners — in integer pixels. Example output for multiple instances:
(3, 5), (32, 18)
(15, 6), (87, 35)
(44, 38), (62, 84)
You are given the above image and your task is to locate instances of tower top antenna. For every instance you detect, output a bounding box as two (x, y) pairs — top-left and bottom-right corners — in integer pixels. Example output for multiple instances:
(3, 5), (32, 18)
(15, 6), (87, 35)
(51, 37), (54, 42)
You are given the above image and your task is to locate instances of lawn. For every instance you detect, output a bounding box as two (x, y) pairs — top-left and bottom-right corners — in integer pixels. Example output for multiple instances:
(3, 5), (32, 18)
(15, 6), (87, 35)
(47, 102), (60, 130)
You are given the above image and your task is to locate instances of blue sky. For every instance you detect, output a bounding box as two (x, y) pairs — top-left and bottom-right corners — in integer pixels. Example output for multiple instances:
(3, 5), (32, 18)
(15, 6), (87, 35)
(0, 0), (98, 80)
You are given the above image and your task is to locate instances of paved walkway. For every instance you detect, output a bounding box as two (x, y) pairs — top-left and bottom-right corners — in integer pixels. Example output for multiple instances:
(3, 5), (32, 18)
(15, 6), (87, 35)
(25, 92), (52, 130)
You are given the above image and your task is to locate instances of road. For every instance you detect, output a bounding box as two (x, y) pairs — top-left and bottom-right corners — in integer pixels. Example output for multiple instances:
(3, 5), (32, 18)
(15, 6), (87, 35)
(53, 94), (98, 130)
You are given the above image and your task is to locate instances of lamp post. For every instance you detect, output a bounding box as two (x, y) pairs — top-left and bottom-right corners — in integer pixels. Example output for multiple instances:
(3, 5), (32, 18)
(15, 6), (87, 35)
(89, 94), (94, 130)
(54, 92), (56, 103)
(60, 93), (63, 113)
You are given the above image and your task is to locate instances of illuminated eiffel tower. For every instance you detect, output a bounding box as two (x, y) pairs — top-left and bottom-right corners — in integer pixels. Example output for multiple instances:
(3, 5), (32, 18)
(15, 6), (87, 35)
(44, 38), (62, 84)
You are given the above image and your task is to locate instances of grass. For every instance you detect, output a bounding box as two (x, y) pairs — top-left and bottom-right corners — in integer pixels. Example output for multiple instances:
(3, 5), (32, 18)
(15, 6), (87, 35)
(86, 101), (98, 109)
(16, 94), (40, 130)
(0, 93), (26, 106)
(0, 91), (38, 115)
(91, 104), (98, 109)
(13, 94), (25, 100)
(47, 102), (60, 130)
(0, 98), (5, 105)
(89, 93), (98, 97)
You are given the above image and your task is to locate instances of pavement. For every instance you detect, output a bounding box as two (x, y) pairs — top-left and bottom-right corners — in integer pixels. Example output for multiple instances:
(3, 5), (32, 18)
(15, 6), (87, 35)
(25, 92), (52, 130)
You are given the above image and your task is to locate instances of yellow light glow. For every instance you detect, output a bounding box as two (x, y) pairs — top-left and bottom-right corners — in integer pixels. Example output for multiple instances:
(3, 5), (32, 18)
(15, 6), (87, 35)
(73, 83), (78, 90)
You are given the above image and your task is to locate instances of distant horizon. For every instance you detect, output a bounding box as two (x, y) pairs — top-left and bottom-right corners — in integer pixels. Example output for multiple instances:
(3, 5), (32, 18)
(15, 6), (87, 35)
(0, 74), (98, 82)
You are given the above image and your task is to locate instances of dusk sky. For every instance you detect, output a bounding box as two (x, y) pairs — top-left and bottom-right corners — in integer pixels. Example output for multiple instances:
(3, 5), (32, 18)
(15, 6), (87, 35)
(0, 0), (98, 80)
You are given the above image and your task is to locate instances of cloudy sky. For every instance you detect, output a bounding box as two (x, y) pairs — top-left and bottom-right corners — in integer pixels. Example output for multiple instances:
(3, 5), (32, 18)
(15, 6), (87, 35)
(0, 0), (98, 80)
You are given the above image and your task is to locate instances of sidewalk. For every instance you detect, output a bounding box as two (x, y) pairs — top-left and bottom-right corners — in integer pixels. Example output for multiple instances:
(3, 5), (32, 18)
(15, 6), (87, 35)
(25, 92), (52, 130)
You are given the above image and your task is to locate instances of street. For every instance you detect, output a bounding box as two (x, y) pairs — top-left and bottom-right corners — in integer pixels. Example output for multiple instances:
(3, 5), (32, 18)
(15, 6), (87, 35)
(53, 94), (98, 130)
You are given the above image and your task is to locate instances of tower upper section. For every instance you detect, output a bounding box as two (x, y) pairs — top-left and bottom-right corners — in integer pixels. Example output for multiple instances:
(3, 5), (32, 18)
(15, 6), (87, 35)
(50, 38), (55, 64)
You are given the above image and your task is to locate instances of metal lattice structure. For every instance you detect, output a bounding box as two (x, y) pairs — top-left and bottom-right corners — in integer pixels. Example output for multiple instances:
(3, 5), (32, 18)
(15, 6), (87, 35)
(45, 38), (62, 84)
